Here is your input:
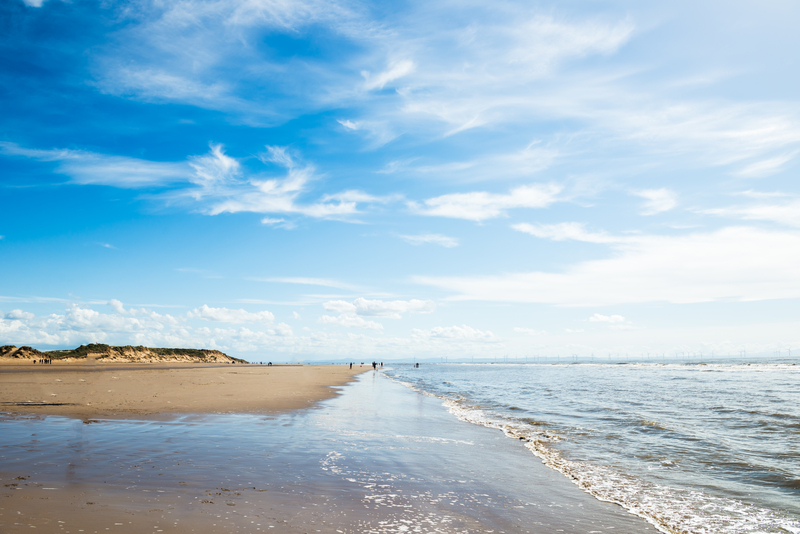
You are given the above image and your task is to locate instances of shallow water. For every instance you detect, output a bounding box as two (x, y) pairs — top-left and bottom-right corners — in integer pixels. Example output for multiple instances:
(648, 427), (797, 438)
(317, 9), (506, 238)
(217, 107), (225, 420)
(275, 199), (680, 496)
(385, 362), (800, 534)
(0, 371), (653, 533)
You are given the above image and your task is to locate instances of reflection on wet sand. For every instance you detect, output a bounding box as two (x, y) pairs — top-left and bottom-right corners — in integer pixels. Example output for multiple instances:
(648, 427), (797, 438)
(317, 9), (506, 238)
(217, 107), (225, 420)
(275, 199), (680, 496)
(0, 372), (655, 533)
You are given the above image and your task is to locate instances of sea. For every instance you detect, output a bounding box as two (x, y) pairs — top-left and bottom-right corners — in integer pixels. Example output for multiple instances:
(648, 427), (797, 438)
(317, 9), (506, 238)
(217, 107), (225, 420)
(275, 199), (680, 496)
(385, 361), (800, 534)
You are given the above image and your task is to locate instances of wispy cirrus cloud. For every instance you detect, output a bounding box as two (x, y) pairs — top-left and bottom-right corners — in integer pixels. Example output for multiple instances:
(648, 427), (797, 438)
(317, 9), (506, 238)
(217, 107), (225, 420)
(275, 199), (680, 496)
(410, 183), (561, 221)
(252, 276), (363, 291)
(511, 222), (619, 243)
(633, 188), (677, 215)
(202, 146), (387, 219)
(415, 227), (800, 306)
(362, 60), (415, 91)
(1, 142), (388, 222)
(699, 195), (800, 228)
(398, 233), (459, 248)
(91, 0), (371, 121)
(0, 142), (190, 188)
(734, 151), (799, 178)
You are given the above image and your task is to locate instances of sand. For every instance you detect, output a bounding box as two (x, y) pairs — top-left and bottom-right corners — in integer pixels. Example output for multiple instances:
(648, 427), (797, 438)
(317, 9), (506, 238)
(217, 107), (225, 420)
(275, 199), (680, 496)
(0, 362), (367, 419)
(0, 370), (657, 534)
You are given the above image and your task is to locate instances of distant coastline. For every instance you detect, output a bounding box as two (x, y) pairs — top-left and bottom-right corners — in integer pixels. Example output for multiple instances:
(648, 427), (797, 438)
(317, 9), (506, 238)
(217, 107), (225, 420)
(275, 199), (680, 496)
(0, 343), (248, 364)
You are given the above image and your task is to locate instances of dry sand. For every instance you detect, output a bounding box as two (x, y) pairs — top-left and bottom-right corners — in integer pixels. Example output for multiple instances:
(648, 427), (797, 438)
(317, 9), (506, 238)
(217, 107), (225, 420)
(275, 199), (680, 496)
(0, 362), (367, 419)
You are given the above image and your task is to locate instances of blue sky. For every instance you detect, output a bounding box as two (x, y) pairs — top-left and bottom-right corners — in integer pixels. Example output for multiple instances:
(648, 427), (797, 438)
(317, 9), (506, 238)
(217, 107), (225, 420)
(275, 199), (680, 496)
(2, 0), (800, 360)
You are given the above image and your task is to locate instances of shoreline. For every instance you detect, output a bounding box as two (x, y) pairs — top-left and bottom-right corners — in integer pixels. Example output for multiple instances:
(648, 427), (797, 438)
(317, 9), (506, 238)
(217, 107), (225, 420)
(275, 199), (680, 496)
(0, 371), (657, 534)
(0, 363), (367, 420)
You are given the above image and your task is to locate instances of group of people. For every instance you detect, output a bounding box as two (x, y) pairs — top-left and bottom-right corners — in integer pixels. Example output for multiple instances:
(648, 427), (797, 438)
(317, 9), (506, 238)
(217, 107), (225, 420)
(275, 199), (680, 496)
(33, 358), (52, 364)
(347, 362), (384, 369)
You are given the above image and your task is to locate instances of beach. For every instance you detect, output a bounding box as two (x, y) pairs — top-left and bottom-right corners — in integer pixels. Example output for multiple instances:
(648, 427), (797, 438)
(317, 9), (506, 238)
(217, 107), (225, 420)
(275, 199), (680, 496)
(0, 362), (366, 419)
(0, 366), (657, 534)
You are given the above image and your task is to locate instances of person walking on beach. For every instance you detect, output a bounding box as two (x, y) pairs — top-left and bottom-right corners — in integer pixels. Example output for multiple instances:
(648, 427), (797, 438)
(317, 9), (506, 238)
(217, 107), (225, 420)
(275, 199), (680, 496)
(372, 361), (377, 370)
(349, 362), (352, 369)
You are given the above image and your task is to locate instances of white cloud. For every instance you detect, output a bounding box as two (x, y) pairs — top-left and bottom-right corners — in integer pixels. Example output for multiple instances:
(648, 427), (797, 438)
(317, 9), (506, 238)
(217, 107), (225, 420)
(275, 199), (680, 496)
(261, 217), (296, 229)
(589, 313), (625, 323)
(59, 1), (800, 183)
(394, 15), (635, 135)
(734, 151), (799, 178)
(512, 222), (618, 243)
(188, 143), (241, 191)
(700, 198), (800, 228)
(100, 68), (237, 111)
(0, 304), (303, 351)
(322, 300), (357, 314)
(737, 190), (788, 199)
(108, 299), (127, 315)
(399, 233), (459, 248)
(0, 142), (190, 188)
(1, 142), (387, 221)
(292, 311), (301, 320)
(205, 145), (384, 219)
(22, 0), (46, 7)
(5, 309), (35, 321)
(273, 323), (294, 337)
(411, 184), (561, 221)
(412, 325), (498, 342)
(633, 188), (677, 215)
(188, 305), (275, 324)
(363, 60), (415, 91)
(318, 314), (383, 330)
(0, 304), (183, 347)
(253, 276), (362, 291)
(322, 297), (435, 319)
(414, 227), (800, 306)
(338, 119), (359, 130)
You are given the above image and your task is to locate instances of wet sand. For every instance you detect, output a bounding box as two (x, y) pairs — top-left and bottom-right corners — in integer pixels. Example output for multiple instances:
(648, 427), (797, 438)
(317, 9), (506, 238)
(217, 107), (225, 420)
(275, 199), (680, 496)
(0, 363), (366, 419)
(0, 371), (657, 534)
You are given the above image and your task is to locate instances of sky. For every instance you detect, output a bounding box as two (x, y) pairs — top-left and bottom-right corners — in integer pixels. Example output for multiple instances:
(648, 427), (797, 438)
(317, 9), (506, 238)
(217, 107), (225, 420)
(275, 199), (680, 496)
(2, 0), (800, 361)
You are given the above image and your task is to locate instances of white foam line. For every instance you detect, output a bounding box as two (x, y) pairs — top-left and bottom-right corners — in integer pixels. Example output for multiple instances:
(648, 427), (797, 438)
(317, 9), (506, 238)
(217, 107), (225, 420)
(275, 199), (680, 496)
(383, 370), (800, 534)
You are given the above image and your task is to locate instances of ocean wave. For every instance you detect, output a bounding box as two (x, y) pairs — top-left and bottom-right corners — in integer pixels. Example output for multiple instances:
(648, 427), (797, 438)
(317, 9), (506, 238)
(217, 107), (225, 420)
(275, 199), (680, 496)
(385, 369), (800, 534)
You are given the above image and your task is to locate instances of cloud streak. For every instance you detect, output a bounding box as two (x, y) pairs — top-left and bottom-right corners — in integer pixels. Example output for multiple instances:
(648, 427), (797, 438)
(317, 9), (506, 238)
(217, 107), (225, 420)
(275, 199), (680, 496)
(410, 184), (561, 221)
(415, 227), (800, 306)
(399, 233), (459, 248)
(1, 142), (388, 222)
